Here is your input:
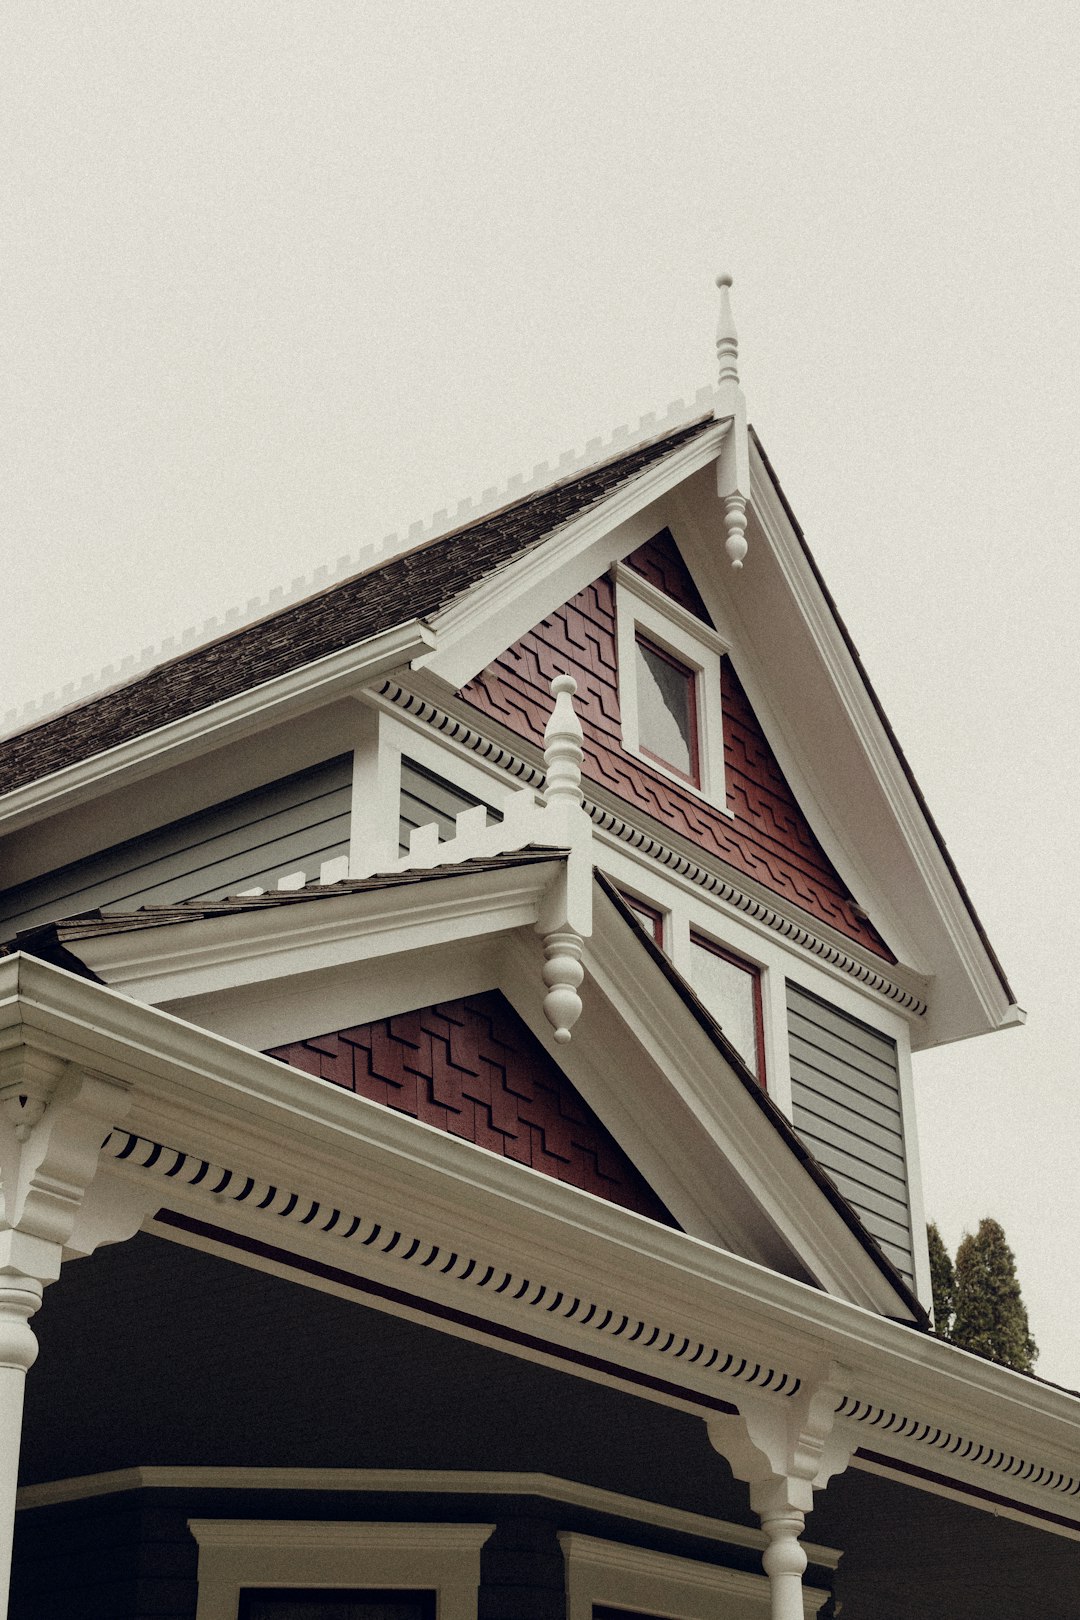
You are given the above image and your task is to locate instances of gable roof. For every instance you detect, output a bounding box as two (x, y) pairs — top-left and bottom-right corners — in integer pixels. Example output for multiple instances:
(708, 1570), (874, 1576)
(0, 418), (714, 796)
(2, 852), (926, 1325)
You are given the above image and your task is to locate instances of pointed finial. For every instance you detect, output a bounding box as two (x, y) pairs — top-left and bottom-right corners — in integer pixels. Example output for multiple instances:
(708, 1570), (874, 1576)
(716, 272), (739, 389)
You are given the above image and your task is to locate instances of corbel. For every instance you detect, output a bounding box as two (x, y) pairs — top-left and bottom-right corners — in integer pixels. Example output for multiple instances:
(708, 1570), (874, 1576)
(707, 1359), (854, 1619)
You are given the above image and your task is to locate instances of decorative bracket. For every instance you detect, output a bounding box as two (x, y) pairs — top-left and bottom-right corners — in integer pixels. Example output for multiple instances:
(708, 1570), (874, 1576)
(0, 1050), (139, 1287)
(713, 272), (751, 570)
(707, 1361), (853, 1619)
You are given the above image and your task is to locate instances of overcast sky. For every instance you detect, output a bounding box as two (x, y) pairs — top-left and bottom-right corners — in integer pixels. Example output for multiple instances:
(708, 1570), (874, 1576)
(4, 2), (1079, 1383)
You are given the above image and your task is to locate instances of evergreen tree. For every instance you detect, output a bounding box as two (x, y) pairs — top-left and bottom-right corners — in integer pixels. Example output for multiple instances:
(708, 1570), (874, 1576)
(926, 1220), (954, 1337)
(951, 1217), (1038, 1374)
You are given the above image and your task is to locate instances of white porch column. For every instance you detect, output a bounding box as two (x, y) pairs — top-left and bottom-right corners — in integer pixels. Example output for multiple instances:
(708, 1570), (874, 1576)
(0, 1271), (41, 1619)
(0, 1051), (142, 1617)
(707, 1362), (853, 1620)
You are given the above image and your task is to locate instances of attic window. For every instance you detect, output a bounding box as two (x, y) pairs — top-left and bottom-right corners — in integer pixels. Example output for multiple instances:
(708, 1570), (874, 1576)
(613, 559), (728, 809)
(635, 635), (699, 785)
(690, 933), (766, 1085)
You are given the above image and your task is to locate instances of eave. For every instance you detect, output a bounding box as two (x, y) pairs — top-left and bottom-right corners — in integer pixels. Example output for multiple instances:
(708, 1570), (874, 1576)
(1, 952), (1076, 1536)
(0, 619), (436, 838)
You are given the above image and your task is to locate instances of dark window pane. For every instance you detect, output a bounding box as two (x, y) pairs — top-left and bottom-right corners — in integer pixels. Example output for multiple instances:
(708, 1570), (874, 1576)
(239, 1591), (435, 1620)
(635, 637), (697, 782)
(691, 938), (765, 1083)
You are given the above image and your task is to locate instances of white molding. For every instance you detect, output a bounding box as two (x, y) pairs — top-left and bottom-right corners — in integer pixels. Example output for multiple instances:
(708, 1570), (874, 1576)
(187, 1519), (493, 1620)
(13, 1465), (837, 1565)
(0, 620), (436, 838)
(612, 561), (730, 812)
(560, 1532), (829, 1620)
(423, 424), (730, 692)
(3, 954), (1078, 1529)
(745, 449), (1017, 1038)
(74, 861), (557, 1004)
(375, 678), (930, 1019)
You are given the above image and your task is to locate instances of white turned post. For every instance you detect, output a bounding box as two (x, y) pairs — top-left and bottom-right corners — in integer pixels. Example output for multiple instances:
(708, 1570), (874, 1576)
(536, 674), (592, 1044)
(757, 1500), (809, 1620)
(714, 271), (751, 570)
(0, 1275), (41, 1618)
(715, 270), (740, 388)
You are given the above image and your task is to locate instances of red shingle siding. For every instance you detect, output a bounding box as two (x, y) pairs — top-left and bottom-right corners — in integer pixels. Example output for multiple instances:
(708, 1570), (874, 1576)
(625, 529), (714, 625)
(459, 547), (892, 960)
(267, 991), (675, 1224)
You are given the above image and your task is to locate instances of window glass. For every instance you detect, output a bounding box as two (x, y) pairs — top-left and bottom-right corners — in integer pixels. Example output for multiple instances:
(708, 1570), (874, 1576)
(690, 937), (765, 1084)
(622, 893), (665, 947)
(239, 1593), (435, 1620)
(635, 636), (698, 783)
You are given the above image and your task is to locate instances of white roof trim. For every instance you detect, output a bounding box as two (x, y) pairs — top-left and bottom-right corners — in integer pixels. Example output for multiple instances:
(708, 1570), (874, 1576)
(0, 619), (436, 838)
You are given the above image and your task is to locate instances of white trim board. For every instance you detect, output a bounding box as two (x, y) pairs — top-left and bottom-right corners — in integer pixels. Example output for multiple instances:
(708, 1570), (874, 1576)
(14, 1465), (839, 1566)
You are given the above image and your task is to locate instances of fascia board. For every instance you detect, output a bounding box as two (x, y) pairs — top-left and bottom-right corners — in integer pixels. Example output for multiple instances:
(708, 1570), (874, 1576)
(2, 954), (1076, 1484)
(744, 450), (1016, 1041)
(421, 423), (730, 692)
(578, 910), (913, 1319)
(73, 862), (560, 1004)
(0, 619), (436, 838)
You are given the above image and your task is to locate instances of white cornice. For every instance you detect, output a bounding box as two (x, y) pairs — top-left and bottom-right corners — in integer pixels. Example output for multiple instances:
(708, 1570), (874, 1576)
(374, 678), (930, 1019)
(12, 1464), (837, 1564)
(74, 861), (559, 1003)
(2, 952), (1076, 1533)
(746, 451), (1016, 1037)
(0, 620), (436, 838)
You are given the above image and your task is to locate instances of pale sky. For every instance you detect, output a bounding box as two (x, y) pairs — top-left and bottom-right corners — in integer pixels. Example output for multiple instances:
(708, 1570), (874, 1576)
(4, 2), (1079, 1383)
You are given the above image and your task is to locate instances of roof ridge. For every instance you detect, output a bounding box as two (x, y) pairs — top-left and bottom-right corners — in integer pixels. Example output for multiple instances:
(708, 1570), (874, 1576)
(2, 387), (718, 741)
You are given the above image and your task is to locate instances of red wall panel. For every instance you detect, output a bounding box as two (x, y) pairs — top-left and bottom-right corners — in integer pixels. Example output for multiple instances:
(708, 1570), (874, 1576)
(459, 535), (892, 960)
(267, 990), (675, 1224)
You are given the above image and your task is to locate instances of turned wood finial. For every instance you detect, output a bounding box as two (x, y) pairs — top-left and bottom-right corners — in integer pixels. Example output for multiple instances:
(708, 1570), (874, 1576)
(715, 271), (739, 390)
(543, 674), (584, 807)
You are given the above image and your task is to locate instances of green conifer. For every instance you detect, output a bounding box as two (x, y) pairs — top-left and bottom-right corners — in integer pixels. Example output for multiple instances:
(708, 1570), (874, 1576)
(926, 1220), (955, 1337)
(951, 1217), (1038, 1374)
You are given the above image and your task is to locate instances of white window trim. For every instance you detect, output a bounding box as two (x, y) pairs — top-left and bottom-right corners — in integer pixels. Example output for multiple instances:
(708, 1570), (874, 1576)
(560, 1532), (830, 1620)
(188, 1520), (494, 1620)
(612, 562), (730, 813)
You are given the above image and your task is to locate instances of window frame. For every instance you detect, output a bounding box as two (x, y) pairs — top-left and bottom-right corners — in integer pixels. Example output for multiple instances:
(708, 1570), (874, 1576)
(613, 561), (729, 811)
(188, 1521), (493, 1620)
(559, 1532), (828, 1620)
(690, 931), (768, 1088)
(619, 890), (666, 948)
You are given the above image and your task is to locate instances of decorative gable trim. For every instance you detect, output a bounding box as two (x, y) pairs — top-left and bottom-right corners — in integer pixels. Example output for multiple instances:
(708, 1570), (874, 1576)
(374, 679), (929, 1018)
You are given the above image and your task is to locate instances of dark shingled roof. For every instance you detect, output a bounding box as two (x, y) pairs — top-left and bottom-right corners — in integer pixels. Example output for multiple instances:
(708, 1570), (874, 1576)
(0, 418), (715, 797)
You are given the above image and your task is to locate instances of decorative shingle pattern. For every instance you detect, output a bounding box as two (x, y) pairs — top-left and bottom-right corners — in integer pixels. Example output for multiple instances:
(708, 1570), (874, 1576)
(460, 552), (892, 960)
(625, 528), (714, 625)
(0, 420), (715, 797)
(267, 990), (675, 1224)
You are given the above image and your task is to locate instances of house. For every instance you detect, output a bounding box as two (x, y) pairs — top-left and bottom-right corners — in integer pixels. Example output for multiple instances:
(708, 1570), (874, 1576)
(1, 279), (1077, 1619)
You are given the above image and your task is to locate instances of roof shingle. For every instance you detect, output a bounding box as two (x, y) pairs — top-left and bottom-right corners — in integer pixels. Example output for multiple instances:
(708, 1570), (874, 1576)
(0, 419), (714, 797)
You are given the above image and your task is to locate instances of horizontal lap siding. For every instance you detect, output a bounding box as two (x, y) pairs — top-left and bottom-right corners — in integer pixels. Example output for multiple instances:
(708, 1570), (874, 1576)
(0, 755), (352, 933)
(787, 982), (915, 1284)
(398, 758), (500, 855)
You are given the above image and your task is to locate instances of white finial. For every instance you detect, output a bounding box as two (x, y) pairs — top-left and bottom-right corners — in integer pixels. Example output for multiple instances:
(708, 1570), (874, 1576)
(542, 674), (584, 807)
(716, 272), (739, 389)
